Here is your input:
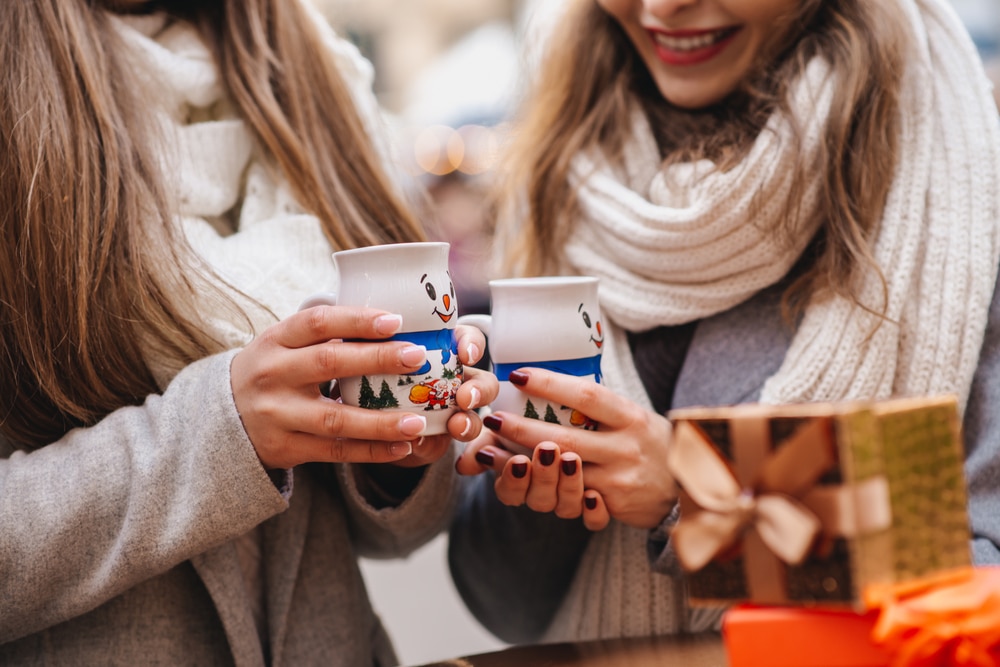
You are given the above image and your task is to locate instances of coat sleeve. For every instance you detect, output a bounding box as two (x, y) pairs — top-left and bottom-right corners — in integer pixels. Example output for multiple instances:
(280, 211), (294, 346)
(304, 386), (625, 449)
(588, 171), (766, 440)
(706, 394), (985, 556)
(963, 265), (1000, 564)
(0, 350), (289, 643)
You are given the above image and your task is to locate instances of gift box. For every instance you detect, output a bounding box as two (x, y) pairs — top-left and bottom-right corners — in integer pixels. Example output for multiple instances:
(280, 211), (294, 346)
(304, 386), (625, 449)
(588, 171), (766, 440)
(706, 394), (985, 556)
(666, 396), (971, 607)
(722, 567), (1000, 667)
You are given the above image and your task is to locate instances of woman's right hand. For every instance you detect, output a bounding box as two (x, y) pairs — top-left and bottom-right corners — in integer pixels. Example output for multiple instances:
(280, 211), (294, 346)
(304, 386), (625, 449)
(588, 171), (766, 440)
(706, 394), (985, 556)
(230, 304), (435, 469)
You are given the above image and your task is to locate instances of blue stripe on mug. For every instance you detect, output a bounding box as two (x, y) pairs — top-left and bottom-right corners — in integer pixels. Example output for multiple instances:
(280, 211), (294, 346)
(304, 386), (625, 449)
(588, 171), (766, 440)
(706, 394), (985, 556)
(494, 355), (602, 384)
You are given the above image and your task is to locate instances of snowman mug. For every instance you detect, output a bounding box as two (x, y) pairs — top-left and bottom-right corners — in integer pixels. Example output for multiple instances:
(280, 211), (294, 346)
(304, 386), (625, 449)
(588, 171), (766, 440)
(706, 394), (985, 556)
(457, 276), (604, 454)
(299, 242), (463, 436)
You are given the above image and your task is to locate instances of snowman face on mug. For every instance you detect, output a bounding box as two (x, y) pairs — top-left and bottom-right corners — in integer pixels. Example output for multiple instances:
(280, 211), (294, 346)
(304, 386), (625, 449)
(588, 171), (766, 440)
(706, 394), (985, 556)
(579, 301), (604, 352)
(420, 270), (457, 326)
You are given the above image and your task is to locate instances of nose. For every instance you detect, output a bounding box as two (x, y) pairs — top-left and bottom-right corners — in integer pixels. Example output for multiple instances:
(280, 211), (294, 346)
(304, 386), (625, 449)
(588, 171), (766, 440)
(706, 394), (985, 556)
(443, 294), (451, 310)
(644, 0), (699, 20)
(597, 321), (603, 336)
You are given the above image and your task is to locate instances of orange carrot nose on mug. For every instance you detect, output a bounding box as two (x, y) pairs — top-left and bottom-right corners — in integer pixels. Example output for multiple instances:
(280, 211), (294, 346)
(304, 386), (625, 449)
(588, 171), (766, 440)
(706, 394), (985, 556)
(300, 242), (463, 436)
(457, 276), (604, 454)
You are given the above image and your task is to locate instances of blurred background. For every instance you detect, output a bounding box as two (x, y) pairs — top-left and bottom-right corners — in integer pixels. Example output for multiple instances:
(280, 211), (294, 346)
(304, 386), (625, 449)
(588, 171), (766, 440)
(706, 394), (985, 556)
(308, 1), (999, 665)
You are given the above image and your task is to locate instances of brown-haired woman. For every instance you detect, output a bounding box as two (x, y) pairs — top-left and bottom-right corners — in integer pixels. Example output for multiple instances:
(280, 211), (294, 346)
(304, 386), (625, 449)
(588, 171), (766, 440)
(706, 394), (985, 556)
(451, 0), (1000, 645)
(0, 0), (498, 664)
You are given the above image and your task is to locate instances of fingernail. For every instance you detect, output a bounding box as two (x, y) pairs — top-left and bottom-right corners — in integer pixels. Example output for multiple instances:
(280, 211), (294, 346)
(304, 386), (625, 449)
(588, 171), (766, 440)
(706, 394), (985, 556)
(467, 387), (481, 410)
(466, 342), (480, 363)
(483, 414), (502, 432)
(459, 415), (473, 438)
(584, 495), (598, 510)
(561, 458), (578, 476)
(399, 415), (427, 437)
(508, 370), (529, 387)
(375, 314), (403, 335)
(538, 446), (556, 467)
(400, 345), (427, 368)
(391, 442), (413, 457)
(511, 461), (528, 478)
(475, 450), (495, 467)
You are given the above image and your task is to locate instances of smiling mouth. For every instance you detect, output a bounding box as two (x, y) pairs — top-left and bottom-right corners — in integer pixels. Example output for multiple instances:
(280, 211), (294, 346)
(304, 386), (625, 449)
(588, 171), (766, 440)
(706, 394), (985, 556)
(591, 337), (604, 349)
(434, 309), (455, 323)
(649, 26), (741, 66)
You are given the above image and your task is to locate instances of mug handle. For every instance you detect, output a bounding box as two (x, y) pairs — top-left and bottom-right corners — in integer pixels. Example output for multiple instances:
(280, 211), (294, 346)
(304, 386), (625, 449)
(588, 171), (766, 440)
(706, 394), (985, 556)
(298, 292), (338, 311)
(456, 313), (492, 337)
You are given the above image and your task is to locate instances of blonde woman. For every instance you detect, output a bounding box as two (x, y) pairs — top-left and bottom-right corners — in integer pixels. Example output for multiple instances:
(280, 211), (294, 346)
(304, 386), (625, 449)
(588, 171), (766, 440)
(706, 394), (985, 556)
(0, 1), (497, 664)
(451, 0), (1000, 645)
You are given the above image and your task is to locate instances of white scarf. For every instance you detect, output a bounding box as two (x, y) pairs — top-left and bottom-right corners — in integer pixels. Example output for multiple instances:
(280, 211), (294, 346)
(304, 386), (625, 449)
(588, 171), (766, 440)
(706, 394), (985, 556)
(564, 0), (1000, 412)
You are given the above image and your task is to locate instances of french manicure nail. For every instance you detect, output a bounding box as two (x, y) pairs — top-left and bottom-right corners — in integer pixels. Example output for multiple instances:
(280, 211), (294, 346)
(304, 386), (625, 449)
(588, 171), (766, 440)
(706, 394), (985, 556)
(390, 442), (413, 457)
(400, 345), (427, 368)
(399, 415), (427, 437)
(483, 415), (502, 432)
(459, 416), (473, 438)
(508, 370), (529, 387)
(375, 314), (403, 335)
(561, 458), (578, 476)
(467, 387), (482, 410)
(538, 446), (556, 467)
(466, 343), (480, 363)
(511, 461), (528, 479)
(475, 450), (495, 467)
(584, 495), (598, 510)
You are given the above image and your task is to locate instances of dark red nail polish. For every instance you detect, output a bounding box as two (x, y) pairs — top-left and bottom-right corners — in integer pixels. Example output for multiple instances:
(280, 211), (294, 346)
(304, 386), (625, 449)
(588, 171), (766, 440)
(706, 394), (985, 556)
(483, 414), (502, 432)
(561, 458), (578, 476)
(511, 461), (528, 479)
(475, 450), (495, 467)
(585, 495), (598, 510)
(538, 447), (556, 467)
(508, 370), (529, 386)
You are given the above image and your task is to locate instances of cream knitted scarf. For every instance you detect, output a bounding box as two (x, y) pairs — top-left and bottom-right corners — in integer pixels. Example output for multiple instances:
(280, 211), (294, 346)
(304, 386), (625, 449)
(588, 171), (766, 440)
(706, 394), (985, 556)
(543, 0), (1000, 643)
(565, 0), (1000, 413)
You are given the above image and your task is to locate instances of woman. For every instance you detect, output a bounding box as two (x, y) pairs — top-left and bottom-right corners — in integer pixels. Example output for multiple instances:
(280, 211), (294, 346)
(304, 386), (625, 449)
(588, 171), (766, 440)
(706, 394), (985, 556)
(450, 0), (1000, 645)
(0, 1), (497, 664)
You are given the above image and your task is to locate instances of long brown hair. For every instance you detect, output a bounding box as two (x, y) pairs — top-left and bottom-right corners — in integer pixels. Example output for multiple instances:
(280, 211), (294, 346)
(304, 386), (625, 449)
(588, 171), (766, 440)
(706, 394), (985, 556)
(0, 0), (425, 448)
(497, 0), (907, 316)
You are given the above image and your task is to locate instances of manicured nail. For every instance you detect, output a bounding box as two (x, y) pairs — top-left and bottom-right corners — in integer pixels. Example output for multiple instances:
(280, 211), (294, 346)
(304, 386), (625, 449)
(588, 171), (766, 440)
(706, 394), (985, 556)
(399, 415), (427, 437)
(508, 370), (529, 387)
(475, 450), (495, 467)
(466, 342), (481, 364)
(561, 458), (578, 476)
(375, 314), (403, 335)
(511, 461), (528, 478)
(538, 446), (556, 467)
(400, 345), (427, 368)
(459, 415), (473, 438)
(584, 495), (598, 510)
(390, 442), (413, 457)
(467, 387), (481, 410)
(483, 415), (502, 432)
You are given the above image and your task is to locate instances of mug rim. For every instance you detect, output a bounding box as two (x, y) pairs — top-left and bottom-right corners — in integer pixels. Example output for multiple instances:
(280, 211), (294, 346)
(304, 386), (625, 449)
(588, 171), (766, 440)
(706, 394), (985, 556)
(332, 241), (450, 260)
(487, 276), (598, 288)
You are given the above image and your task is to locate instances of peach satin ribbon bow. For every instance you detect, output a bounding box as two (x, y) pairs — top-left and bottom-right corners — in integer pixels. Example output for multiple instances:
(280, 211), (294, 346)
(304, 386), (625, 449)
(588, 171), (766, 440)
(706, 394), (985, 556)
(866, 567), (1000, 667)
(666, 419), (826, 572)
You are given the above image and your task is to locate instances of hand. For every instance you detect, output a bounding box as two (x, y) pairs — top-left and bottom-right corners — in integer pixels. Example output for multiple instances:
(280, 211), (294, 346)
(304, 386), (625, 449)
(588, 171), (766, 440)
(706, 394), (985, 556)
(457, 435), (611, 530)
(456, 368), (677, 530)
(389, 324), (499, 468)
(232, 305), (443, 469)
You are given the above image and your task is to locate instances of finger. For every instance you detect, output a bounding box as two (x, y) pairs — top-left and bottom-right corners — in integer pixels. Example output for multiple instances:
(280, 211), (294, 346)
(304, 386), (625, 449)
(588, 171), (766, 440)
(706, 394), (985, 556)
(554, 453), (584, 519)
(482, 412), (602, 463)
(279, 339), (428, 387)
(276, 305), (405, 349)
(289, 400), (431, 442)
(455, 435), (512, 475)
(505, 368), (628, 428)
(260, 433), (415, 469)
(494, 454), (532, 506)
(455, 366), (499, 412)
(455, 324), (487, 366)
(525, 442), (561, 513)
(447, 411), (480, 442)
(393, 434), (454, 468)
(582, 490), (611, 531)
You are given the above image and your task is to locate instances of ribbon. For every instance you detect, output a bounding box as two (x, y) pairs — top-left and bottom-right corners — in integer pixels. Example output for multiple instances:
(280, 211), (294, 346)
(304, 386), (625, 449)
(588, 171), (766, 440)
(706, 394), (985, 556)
(864, 567), (1000, 667)
(668, 416), (892, 603)
(494, 355), (603, 384)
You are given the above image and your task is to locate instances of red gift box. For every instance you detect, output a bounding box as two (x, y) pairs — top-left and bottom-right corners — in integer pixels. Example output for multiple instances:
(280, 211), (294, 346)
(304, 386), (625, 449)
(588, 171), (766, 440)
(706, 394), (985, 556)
(722, 567), (1000, 667)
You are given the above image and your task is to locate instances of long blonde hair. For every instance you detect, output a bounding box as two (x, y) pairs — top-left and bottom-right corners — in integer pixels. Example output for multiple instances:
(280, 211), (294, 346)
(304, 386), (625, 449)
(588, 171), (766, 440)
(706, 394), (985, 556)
(0, 0), (425, 448)
(498, 0), (907, 315)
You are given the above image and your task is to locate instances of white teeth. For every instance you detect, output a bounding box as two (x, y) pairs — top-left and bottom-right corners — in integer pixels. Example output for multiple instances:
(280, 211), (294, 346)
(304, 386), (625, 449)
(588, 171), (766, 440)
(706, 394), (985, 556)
(654, 29), (729, 52)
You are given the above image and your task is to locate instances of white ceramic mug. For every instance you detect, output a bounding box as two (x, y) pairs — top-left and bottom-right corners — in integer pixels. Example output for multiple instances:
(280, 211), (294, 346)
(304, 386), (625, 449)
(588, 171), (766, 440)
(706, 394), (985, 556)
(300, 242), (462, 436)
(458, 276), (604, 452)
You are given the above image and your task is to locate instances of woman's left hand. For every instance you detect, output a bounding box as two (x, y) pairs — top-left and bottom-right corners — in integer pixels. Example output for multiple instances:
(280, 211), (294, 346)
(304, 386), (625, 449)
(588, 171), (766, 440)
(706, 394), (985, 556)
(391, 323), (498, 468)
(455, 368), (677, 530)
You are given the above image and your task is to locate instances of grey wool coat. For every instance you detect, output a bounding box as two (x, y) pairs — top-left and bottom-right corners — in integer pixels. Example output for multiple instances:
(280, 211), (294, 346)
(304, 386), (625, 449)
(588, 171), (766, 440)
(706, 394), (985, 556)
(0, 349), (459, 666)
